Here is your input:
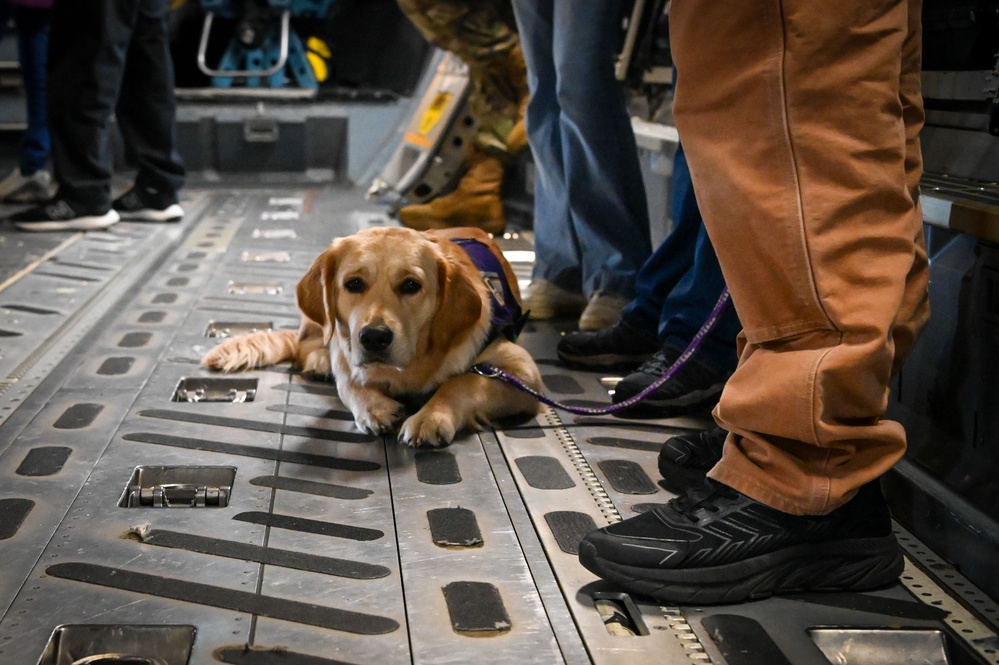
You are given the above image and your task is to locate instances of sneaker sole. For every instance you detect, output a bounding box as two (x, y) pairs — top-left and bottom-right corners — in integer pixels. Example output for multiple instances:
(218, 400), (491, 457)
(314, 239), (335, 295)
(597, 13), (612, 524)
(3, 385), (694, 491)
(116, 203), (184, 222)
(14, 211), (120, 232)
(578, 535), (905, 604)
(612, 380), (726, 417)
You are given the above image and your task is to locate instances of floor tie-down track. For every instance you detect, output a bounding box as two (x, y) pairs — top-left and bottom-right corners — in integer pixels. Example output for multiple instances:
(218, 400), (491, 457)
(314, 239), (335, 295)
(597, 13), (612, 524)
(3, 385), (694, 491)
(0, 187), (996, 665)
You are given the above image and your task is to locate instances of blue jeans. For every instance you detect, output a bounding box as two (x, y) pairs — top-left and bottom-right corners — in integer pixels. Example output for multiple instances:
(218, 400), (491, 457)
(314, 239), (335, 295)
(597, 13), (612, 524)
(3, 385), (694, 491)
(622, 144), (741, 372)
(511, 0), (651, 298)
(0, 5), (51, 175)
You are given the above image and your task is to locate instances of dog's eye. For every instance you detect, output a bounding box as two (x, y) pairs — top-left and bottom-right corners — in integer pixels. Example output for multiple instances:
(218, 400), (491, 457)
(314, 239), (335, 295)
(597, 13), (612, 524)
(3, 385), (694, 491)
(344, 277), (366, 293)
(399, 278), (422, 295)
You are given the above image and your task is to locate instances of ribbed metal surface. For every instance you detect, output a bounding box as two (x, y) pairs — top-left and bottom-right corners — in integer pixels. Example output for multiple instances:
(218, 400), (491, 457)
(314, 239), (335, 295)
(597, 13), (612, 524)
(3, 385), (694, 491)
(0, 186), (995, 665)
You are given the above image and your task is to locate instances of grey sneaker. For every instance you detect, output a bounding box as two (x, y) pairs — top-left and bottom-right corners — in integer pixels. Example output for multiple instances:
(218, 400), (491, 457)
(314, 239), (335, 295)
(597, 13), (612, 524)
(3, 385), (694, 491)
(0, 168), (52, 203)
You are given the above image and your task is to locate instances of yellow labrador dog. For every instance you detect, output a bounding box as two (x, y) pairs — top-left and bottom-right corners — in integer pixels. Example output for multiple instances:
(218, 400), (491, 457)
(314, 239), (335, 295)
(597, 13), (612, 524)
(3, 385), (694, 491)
(203, 226), (542, 446)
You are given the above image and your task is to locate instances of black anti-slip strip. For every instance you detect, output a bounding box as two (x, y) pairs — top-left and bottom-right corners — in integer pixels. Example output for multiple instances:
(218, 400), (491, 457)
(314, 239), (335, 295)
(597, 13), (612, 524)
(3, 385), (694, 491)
(544, 511), (597, 555)
(215, 646), (359, 665)
(514, 456), (575, 490)
(47, 562), (398, 635)
(785, 592), (948, 620)
(139, 311), (167, 323)
(442, 581), (511, 633)
(119, 331), (152, 348)
(153, 293), (177, 304)
(233, 511), (383, 541)
(541, 373), (584, 395)
(699, 615), (792, 665)
(414, 450), (461, 485)
(0, 329), (21, 337)
(266, 403), (354, 422)
(249, 475), (372, 500)
(97, 356), (135, 375)
(427, 508), (483, 548)
(123, 432), (380, 472)
(16, 446), (72, 476)
(133, 528), (389, 579)
(273, 383), (340, 398)
(137, 409), (377, 443)
(33, 271), (100, 283)
(598, 460), (659, 495)
(53, 403), (103, 429)
(0, 498), (34, 540)
(0, 303), (59, 315)
(587, 436), (665, 453)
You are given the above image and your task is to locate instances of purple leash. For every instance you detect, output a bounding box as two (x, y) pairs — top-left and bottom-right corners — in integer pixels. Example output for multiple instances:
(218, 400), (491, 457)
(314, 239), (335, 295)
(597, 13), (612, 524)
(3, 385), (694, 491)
(472, 287), (732, 416)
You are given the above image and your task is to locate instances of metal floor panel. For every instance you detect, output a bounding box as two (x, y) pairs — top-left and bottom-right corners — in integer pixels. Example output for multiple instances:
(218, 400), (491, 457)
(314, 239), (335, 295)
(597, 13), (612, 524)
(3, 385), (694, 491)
(0, 184), (996, 665)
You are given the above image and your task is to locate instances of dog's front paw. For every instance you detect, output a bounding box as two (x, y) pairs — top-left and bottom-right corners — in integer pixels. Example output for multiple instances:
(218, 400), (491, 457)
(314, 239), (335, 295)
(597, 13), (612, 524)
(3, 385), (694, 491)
(202, 339), (253, 372)
(398, 408), (459, 448)
(301, 348), (332, 379)
(353, 398), (406, 436)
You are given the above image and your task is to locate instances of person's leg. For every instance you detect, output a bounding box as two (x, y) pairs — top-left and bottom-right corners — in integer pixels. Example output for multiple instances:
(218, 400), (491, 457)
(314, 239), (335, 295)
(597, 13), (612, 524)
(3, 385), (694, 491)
(549, 0), (651, 301)
(47, 0), (133, 210)
(14, 6), (50, 177)
(621, 143), (702, 331)
(395, 0), (523, 233)
(511, 0), (582, 293)
(670, 0), (925, 514)
(890, 0), (930, 375)
(115, 0), (185, 201)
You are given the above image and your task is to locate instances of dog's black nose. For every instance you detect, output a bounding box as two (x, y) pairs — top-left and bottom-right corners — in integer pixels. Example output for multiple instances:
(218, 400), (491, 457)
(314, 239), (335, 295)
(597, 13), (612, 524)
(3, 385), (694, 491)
(359, 325), (393, 353)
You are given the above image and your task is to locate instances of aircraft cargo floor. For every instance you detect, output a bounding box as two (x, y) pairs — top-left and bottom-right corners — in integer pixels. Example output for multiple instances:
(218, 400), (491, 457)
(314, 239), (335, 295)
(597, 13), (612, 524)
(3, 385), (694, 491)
(0, 185), (996, 665)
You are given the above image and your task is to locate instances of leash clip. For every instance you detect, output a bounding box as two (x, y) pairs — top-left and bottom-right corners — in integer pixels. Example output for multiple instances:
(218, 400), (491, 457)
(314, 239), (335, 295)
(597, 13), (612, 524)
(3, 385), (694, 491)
(471, 363), (503, 378)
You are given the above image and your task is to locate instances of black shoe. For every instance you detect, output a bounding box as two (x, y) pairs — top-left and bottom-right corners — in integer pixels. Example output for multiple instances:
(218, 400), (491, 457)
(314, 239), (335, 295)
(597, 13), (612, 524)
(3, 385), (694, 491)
(8, 198), (120, 232)
(557, 319), (659, 371)
(113, 186), (184, 222)
(658, 427), (727, 490)
(578, 479), (903, 604)
(612, 346), (730, 417)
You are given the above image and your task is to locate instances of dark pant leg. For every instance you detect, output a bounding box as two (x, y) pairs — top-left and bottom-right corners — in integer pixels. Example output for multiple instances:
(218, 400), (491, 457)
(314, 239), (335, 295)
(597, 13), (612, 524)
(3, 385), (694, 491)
(48, 0), (135, 208)
(15, 7), (50, 175)
(620, 142), (700, 331)
(116, 0), (185, 196)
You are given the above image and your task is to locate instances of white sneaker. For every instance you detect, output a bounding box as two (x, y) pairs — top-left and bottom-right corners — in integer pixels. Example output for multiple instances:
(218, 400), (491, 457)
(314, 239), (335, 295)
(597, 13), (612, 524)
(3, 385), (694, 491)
(523, 279), (587, 320)
(578, 291), (630, 331)
(0, 168), (52, 203)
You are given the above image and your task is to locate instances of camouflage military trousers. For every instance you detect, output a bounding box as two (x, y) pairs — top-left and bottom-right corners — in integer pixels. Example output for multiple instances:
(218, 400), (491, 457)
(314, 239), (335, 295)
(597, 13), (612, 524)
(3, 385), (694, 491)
(396, 0), (528, 157)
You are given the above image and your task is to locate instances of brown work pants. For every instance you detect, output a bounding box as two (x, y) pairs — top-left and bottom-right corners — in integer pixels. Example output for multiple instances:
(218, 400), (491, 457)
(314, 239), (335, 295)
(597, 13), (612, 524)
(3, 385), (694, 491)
(670, 0), (929, 514)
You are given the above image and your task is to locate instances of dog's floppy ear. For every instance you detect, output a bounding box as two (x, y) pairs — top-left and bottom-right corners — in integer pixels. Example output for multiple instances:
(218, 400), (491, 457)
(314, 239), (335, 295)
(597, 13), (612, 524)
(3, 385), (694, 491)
(429, 247), (484, 351)
(296, 244), (338, 344)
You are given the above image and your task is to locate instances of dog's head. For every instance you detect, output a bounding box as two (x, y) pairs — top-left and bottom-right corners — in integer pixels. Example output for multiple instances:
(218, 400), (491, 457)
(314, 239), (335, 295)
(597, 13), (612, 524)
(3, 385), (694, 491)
(296, 227), (489, 386)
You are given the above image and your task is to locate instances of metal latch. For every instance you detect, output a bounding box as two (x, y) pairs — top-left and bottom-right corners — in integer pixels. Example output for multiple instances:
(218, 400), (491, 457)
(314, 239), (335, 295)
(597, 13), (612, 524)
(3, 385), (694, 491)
(134, 483), (230, 508)
(119, 466), (236, 508)
(172, 377), (258, 402)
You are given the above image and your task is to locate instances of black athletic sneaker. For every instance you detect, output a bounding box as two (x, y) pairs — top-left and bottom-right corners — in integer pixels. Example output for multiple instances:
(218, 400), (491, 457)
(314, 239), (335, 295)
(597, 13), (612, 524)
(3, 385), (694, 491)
(9, 198), (120, 232)
(557, 319), (659, 371)
(612, 345), (730, 417)
(113, 186), (184, 222)
(578, 478), (904, 605)
(658, 427), (727, 489)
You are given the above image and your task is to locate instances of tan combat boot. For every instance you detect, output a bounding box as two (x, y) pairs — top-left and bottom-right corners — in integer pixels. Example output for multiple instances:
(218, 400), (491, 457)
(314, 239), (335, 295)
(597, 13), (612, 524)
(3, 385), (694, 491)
(398, 151), (506, 234)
